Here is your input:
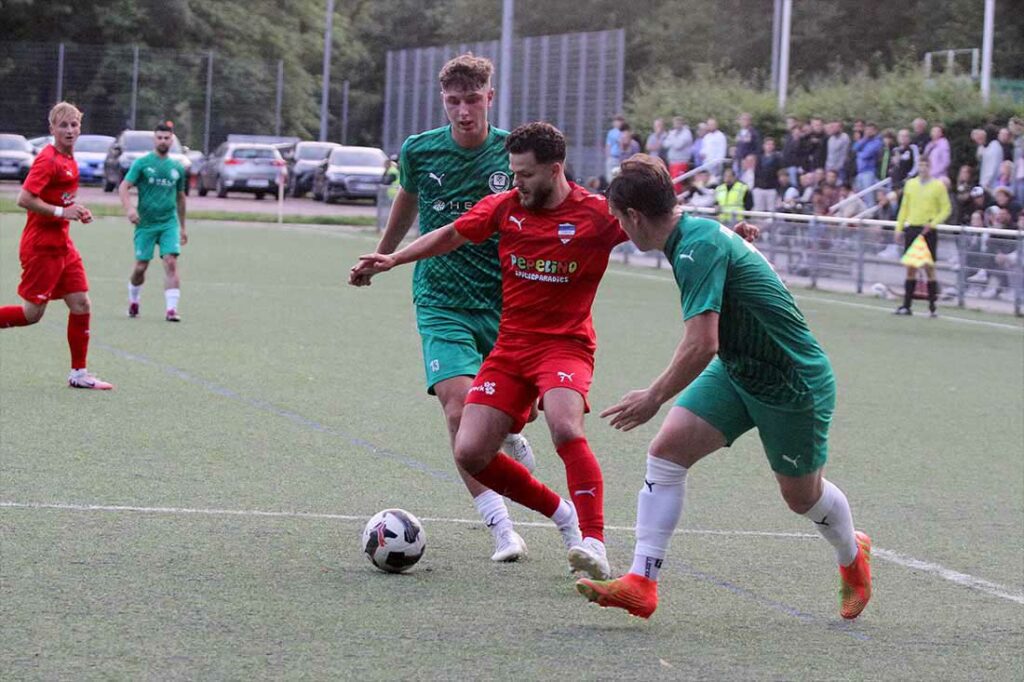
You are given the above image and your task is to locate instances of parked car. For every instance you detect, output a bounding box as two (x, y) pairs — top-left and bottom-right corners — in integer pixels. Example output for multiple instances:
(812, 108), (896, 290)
(311, 145), (388, 204)
(27, 135), (53, 154)
(0, 134), (35, 181)
(197, 142), (287, 199)
(73, 134), (114, 184)
(104, 129), (191, 193)
(288, 141), (339, 198)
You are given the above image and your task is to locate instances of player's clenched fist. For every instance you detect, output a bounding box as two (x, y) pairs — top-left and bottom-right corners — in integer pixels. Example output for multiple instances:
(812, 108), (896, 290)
(349, 253), (397, 286)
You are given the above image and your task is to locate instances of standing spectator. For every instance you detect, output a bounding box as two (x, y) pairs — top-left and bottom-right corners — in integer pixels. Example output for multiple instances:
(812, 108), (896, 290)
(739, 153), (757, 189)
(893, 158), (951, 316)
(825, 120), (851, 183)
(604, 114), (625, 181)
(714, 167), (752, 224)
(889, 128), (920, 190)
(952, 165), (977, 224)
(733, 112), (761, 169)
(753, 137), (782, 212)
(852, 119), (866, 141)
(782, 123), (805, 187)
(911, 117), (930, 152)
(618, 126), (641, 166)
(852, 122), (883, 205)
(997, 128), (1013, 162)
(804, 117), (827, 170)
(645, 118), (667, 163)
(663, 116), (693, 189)
(701, 118), (728, 182)
(877, 129), (897, 182)
(690, 121), (708, 170)
(1011, 116), (1024, 204)
(923, 125), (950, 181)
(972, 128), (1003, 189)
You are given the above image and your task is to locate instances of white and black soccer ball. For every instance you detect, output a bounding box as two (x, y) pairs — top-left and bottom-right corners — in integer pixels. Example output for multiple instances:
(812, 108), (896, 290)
(361, 509), (426, 573)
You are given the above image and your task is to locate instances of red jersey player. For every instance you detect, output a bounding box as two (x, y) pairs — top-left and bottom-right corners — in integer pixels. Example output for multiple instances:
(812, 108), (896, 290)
(0, 102), (113, 390)
(352, 122), (627, 578)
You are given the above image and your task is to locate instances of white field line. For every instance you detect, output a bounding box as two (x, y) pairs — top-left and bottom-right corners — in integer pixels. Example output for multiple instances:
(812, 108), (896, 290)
(604, 267), (1024, 332)
(3, 500), (1022, 605)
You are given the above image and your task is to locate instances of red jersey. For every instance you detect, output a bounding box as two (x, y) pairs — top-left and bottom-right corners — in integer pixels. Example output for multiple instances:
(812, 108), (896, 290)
(20, 144), (78, 255)
(454, 183), (627, 350)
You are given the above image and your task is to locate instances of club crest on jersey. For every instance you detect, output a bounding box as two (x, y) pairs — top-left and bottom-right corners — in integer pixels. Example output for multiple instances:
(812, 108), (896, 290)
(488, 171), (510, 193)
(557, 223), (576, 244)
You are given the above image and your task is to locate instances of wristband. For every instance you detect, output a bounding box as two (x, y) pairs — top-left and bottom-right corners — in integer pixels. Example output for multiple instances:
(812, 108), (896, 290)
(53, 205), (64, 218)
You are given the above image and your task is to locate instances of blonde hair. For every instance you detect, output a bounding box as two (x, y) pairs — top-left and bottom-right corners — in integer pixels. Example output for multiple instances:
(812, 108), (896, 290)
(48, 101), (83, 128)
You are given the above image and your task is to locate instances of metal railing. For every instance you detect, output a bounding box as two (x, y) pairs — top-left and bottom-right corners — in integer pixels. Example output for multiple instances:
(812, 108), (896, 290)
(613, 205), (1024, 317)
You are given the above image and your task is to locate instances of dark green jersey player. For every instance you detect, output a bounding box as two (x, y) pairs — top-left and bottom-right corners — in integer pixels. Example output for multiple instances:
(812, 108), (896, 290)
(349, 54), (534, 562)
(574, 155), (872, 622)
(119, 122), (187, 322)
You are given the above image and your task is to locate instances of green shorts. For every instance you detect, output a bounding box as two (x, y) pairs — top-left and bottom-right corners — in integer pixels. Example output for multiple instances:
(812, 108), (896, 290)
(134, 220), (181, 261)
(674, 358), (835, 477)
(415, 305), (500, 395)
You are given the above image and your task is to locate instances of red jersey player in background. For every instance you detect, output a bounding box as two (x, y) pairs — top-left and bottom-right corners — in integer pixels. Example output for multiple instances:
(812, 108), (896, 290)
(0, 102), (113, 390)
(352, 122), (627, 579)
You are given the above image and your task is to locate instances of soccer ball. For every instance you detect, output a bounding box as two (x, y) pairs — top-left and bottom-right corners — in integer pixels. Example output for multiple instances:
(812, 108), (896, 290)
(361, 509), (426, 573)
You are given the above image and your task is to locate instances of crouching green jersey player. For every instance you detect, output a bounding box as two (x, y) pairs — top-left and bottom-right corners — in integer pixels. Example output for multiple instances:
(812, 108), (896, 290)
(349, 54), (535, 562)
(119, 121), (187, 322)
(576, 154), (871, 621)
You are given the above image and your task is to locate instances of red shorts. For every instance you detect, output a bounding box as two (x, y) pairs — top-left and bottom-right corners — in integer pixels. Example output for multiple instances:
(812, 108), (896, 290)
(465, 336), (595, 432)
(17, 248), (89, 304)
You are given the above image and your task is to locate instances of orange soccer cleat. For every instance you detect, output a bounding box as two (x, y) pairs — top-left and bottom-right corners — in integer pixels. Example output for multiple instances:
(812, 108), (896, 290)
(839, 531), (872, 619)
(575, 573), (658, 619)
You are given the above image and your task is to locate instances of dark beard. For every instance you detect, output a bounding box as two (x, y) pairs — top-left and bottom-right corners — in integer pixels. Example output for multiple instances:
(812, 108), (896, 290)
(521, 183), (552, 210)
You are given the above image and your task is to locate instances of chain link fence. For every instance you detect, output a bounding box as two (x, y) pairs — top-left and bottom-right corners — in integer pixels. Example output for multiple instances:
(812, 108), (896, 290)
(382, 29), (625, 183)
(0, 42), (310, 153)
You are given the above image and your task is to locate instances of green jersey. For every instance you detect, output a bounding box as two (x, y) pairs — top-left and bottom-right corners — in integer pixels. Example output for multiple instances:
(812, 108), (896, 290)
(399, 125), (512, 309)
(125, 152), (185, 227)
(665, 214), (833, 405)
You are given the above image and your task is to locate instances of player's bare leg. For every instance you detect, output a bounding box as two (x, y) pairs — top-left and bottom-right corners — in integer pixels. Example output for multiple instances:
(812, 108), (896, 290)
(128, 259), (149, 317)
(577, 407), (723, 617)
(162, 254), (181, 322)
(0, 299), (46, 328)
(64, 291), (112, 390)
(776, 469), (871, 619)
(456, 403), (582, 559)
(435, 377), (527, 561)
(543, 387), (610, 579)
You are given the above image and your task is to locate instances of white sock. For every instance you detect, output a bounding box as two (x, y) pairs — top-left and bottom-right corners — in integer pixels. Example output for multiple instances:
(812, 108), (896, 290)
(165, 288), (180, 311)
(629, 455), (688, 581)
(473, 490), (512, 537)
(128, 283), (142, 303)
(802, 479), (858, 566)
(551, 498), (575, 528)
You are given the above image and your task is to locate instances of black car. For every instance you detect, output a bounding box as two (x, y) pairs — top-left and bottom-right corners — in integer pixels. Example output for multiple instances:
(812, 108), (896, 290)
(311, 146), (388, 204)
(288, 141), (339, 198)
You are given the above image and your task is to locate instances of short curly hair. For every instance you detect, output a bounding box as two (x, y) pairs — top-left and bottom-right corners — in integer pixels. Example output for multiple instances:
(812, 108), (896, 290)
(505, 122), (566, 164)
(439, 54), (494, 92)
(607, 154), (677, 218)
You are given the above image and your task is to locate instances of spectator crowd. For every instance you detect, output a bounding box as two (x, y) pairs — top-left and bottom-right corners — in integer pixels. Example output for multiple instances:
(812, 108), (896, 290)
(600, 113), (1024, 300)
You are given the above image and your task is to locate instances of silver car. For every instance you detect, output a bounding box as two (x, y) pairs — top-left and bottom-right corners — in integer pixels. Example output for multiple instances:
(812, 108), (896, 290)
(0, 134), (35, 181)
(74, 134), (114, 184)
(198, 142), (287, 199)
(312, 146), (388, 204)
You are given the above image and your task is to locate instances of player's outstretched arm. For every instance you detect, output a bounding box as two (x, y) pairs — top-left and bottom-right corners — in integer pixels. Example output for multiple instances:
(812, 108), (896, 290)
(349, 223), (468, 286)
(601, 311), (719, 431)
(16, 189), (92, 223)
(118, 179), (139, 225)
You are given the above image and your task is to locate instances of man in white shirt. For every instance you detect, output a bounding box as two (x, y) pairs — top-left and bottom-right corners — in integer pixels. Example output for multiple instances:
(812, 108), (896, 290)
(664, 117), (694, 190)
(973, 128), (1003, 190)
(701, 118), (727, 183)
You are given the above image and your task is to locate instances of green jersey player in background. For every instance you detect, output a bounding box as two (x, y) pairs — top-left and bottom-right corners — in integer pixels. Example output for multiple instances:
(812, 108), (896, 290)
(118, 121), (188, 322)
(349, 54), (535, 562)
(576, 155), (871, 621)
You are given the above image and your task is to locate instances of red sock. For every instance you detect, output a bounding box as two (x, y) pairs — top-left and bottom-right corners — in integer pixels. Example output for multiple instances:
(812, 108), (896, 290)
(67, 312), (90, 370)
(472, 453), (561, 518)
(0, 305), (29, 328)
(557, 437), (605, 541)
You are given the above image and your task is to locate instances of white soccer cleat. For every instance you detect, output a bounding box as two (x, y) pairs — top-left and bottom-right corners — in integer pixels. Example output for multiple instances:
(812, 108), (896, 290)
(568, 537), (612, 580)
(491, 529), (528, 562)
(503, 432), (536, 473)
(556, 501), (583, 552)
(67, 370), (114, 390)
